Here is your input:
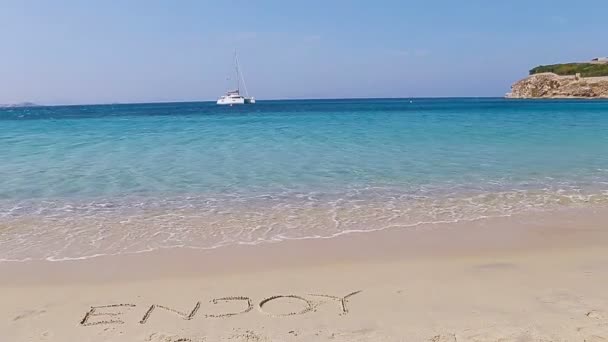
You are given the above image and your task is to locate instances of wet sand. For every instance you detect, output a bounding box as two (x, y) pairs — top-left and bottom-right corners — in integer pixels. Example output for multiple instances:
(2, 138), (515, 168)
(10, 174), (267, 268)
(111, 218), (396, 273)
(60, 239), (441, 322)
(2, 207), (608, 341)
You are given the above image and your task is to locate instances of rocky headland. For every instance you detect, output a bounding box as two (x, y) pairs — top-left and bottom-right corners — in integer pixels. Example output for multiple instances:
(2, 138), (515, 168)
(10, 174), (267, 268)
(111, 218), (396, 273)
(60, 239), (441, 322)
(507, 73), (608, 99)
(507, 60), (608, 99)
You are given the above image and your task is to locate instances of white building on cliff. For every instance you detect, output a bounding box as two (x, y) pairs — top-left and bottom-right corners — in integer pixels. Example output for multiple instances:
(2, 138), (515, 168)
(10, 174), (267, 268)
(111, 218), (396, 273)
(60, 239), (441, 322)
(591, 57), (608, 64)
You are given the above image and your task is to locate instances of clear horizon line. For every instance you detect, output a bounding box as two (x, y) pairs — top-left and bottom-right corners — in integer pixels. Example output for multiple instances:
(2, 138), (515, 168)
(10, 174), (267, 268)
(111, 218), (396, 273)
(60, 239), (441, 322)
(3, 96), (508, 108)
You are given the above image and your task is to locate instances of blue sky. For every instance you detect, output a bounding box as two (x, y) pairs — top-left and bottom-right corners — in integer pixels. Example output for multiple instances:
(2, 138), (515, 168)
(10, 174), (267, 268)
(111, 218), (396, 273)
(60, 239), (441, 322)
(1, 0), (606, 104)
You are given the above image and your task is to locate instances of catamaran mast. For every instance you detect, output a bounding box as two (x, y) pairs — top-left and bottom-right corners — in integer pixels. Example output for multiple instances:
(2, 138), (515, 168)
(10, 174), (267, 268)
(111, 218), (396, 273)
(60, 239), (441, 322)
(234, 50), (250, 98)
(234, 50), (240, 93)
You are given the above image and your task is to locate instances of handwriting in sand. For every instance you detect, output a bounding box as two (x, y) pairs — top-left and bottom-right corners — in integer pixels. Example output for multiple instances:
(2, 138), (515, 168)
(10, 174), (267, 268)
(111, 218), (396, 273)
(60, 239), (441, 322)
(80, 291), (361, 326)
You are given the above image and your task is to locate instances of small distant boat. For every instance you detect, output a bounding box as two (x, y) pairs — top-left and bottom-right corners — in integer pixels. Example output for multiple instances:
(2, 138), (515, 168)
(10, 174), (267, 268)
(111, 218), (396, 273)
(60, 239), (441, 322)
(217, 50), (255, 105)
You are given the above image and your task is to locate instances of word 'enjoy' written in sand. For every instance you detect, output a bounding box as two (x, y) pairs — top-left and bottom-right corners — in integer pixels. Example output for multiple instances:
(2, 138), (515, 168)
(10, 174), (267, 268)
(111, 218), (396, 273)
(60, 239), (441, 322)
(80, 291), (361, 326)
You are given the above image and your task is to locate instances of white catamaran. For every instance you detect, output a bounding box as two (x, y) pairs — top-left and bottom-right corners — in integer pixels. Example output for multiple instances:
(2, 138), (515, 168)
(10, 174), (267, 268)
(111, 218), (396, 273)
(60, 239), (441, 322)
(217, 51), (255, 105)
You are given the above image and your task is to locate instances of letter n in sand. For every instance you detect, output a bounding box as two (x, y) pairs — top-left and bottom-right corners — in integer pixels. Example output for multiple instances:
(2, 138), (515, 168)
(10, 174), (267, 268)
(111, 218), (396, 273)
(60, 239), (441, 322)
(139, 302), (201, 324)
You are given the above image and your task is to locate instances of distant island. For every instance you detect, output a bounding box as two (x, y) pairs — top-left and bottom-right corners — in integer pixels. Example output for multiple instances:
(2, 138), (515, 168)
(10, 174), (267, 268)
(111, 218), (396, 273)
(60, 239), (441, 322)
(0, 102), (40, 108)
(507, 57), (608, 99)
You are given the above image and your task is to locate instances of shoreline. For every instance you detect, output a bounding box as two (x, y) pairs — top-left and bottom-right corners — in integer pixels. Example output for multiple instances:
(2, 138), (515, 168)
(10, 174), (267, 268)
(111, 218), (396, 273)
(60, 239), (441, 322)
(0, 210), (521, 264)
(3, 189), (608, 264)
(2, 206), (607, 282)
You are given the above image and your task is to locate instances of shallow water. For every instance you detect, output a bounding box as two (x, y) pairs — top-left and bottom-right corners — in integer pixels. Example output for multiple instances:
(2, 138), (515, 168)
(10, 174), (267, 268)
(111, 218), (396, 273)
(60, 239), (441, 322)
(1, 98), (608, 261)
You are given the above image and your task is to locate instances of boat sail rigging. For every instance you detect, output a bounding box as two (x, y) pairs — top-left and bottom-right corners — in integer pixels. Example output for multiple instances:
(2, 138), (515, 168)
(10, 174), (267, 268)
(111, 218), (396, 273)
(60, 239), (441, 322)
(217, 50), (255, 105)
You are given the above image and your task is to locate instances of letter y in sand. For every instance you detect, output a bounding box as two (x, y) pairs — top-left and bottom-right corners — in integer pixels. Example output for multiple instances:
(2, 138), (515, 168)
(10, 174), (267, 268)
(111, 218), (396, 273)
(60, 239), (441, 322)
(309, 290), (362, 315)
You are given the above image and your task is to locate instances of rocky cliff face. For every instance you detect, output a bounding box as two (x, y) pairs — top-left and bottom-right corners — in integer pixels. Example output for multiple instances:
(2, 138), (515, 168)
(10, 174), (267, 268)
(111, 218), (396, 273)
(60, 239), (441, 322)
(506, 73), (608, 99)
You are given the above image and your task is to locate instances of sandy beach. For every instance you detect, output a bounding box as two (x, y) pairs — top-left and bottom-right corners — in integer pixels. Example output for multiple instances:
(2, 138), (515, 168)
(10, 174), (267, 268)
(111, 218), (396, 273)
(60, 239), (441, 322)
(3, 1), (608, 340)
(2, 207), (608, 342)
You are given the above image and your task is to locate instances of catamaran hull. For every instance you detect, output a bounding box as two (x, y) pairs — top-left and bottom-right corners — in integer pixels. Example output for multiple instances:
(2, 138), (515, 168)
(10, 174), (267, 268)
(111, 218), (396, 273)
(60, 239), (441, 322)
(216, 97), (255, 105)
(217, 97), (245, 105)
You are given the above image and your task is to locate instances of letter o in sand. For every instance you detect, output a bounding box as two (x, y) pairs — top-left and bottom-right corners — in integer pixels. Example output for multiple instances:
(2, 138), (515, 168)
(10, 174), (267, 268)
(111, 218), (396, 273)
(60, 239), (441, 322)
(258, 295), (314, 317)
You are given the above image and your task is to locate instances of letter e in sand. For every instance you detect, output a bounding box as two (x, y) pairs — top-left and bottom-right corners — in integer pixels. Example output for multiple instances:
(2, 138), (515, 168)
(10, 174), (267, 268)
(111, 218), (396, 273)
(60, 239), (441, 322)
(80, 304), (136, 326)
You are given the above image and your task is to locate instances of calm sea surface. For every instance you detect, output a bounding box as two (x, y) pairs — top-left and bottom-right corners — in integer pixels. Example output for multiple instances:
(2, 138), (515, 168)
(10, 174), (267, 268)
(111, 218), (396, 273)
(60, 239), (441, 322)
(1, 98), (608, 261)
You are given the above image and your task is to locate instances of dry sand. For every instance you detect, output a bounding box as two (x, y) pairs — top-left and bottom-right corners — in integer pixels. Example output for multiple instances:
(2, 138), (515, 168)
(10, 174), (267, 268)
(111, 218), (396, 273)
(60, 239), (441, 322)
(2, 207), (608, 341)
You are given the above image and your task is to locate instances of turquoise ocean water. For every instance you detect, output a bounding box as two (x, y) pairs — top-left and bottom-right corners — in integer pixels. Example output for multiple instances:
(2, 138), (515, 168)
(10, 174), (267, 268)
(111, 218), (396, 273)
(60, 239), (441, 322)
(1, 98), (608, 261)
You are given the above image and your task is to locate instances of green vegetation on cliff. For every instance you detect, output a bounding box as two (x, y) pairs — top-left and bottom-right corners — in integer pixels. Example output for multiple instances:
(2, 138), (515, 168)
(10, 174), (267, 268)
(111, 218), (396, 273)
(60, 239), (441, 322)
(530, 63), (608, 77)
